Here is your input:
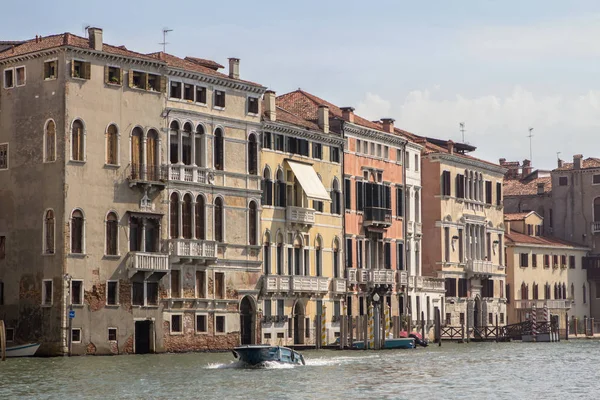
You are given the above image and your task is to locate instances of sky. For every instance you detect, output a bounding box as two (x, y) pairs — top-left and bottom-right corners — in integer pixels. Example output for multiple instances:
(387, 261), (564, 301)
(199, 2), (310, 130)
(3, 0), (600, 170)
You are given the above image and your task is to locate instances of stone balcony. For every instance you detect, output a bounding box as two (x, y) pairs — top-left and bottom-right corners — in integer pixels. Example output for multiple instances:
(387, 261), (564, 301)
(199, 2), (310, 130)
(127, 251), (169, 278)
(291, 275), (329, 294)
(286, 206), (315, 225)
(370, 269), (395, 285)
(167, 164), (211, 185)
(592, 222), (600, 234)
(331, 278), (347, 294)
(263, 275), (291, 293)
(466, 259), (494, 276)
(363, 207), (392, 228)
(514, 299), (572, 310)
(415, 222), (422, 236)
(127, 164), (167, 188)
(410, 275), (445, 291)
(165, 239), (218, 261)
(397, 271), (408, 286)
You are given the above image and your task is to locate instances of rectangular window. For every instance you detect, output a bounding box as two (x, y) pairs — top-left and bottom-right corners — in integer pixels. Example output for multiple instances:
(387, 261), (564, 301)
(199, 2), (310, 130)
(594, 175), (600, 185)
(196, 314), (207, 332)
(444, 227), (450, 262)
(561, 255), (567, 267)
(107, 281), (118, 305)
(544, 254), (550, 268)
(146, 282), (158, 306)
(441, 170), (451, 196)
(488, 313), (493, 325)
(384, 243), (391, 269)
(330, 146), (340, 163)
(414, 154), (419, 171)
(445, 313), (451, 325)
(458, 229), (464, 262)
(0, 143), (8, 170)
(171, 315), (182, 333)
(569, 255), (576, 269)
(559, 176), (568, 186)
(312, 142), (322, 160)
(170, 81), (182, 99)
(147, 74), (161, 91)
(344, 178), (351, 209)
(553, 255), (558, 268)
(274, 134), (284, 151)
(131, 71), (146, 89)
(384, 146), (389, 160)
(132, 282), (144, 306)
(520, 253), (529, 268)
(455, 174), (465, 198)
(445, 278), (457, 297)
(496, 182), (502, 206)
(277, 299), (284, 316)
(345, 238), (353, 268)
(397, 243), (404, 270)
(71, 280), (83, 305)
(193, 86), (206, 104)
(356, 181), (364, 212)
(171, 270), (181, 298)
(532, 254), (537, 268)
(396, 149), (402, 164)
(71, 328), (82, 343)
(44, 60), (57, 80)
(106, 66), (122, 85)
(262, 132), (272, 150)
(72, 60), (91, 79)
(357, 240), (363, 269)
(42, 279), (53, 305)
(396, 187), (403, 217)
(263, 299), (272, 317)
(183, 83), (194, 101)
(4, 68), (14, 88)
(247, 97), (259, 114)
(458, 278), (468, 297)
(214, 90), (226, 108)
(108, 328), (117, 341)
(196, 271), (206, 298)
(485, 181), (492, 204)
(215, 272), (225, 299)
(215, 315), (226, 333)
(15, 66), (25, 86)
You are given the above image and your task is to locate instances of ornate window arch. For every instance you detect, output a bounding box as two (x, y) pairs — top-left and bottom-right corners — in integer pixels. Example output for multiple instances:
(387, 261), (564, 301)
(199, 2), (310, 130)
(214, 128), (224, 171)
(105, 211), (119, 255)
(248, 200), (258, 246)
(71, 119), (85, 161)
(214, 196), (224, 242)
(195, 194), (206, 240)
(71, 209), (85, 254)
(44, 209), (55, 254)
(44, 119), (56, 162)
(248, 133), (258, 175)
(106, 124), (119, 165)
(169, 192), (180, 239)
(169, 120), (180, 164)
(182, 193), (193, 239)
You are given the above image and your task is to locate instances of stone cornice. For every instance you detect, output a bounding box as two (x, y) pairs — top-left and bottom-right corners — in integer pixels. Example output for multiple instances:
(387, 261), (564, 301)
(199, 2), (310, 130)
(167, 68), (266, 95)
(343, 123), (407, 147)
(263, 121), (345, 147)
(165, 109), (261, 131)
(0, 47), (64, 65)
(428, 153), (507, 176)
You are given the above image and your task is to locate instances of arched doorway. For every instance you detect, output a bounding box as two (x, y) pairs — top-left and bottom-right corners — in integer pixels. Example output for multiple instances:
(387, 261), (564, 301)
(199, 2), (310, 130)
(240, 296), (255, 345)
(473, 296), (481, 329)
(293, 301), (305, 345)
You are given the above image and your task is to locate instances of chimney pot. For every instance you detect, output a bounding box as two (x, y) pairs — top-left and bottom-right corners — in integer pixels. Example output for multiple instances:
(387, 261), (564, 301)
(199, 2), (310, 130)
(88, 27), (103, 51)
(557, 158), (564, 168)
(499, 158), (506, 165)
(318, 105), (329, 134)
(228, 58), (240, 79)
(447, 140), (455, 154)
(574, 154), (583, 169)
(340, 107), (355, 123)
(522, 159), (532, 176)
(264, 90), (276, 122)
(381, 118), (395, 133)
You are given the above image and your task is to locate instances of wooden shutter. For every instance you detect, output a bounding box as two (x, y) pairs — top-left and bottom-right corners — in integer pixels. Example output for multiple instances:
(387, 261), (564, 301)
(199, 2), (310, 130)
(128, 70), (134, 88)
(119, 68), (124, 85)
(496, 182), (502, 205)
(346, 238), (353, 268)
(83, 62), (91, 79)
(71, 60), (75, 77)
(104, 65), (109, 84)
(485, 181), (492, 204)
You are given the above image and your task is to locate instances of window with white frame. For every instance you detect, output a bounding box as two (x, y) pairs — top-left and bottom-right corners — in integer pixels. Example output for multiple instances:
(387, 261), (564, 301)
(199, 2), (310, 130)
(71, 328), (82, 343)
(15, 66), (25, 86)
(3, 68), (14, 88)
(108, 328), (117, 341)
(42, 279), (53, 305)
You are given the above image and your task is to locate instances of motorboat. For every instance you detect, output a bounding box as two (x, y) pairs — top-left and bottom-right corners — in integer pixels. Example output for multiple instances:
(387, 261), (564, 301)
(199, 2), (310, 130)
(352, 337), (416, 350)
(5, 343), (41, 357)
(232, 345), (305, 366)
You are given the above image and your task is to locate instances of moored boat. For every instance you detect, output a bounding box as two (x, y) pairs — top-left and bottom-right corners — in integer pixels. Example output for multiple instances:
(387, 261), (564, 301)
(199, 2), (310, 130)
(6, 343), (41, 357)
(232, 345), (305, 366)
(352, 337), (415, 350)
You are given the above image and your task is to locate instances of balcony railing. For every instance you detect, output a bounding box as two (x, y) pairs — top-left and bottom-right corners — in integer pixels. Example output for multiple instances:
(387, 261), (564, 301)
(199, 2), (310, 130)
(128, 251), (169, 272)
(397, 271), (408, 286)
(410, 276), (445, 291)
(286, 206), (315, 225)
(128, 164), (167, 183)
(347, 268), (370, 283)
(347, 268), (358, 283)
(592, 222), (600, 234)
(363, 207), (392, 227)
(263, 275), (291, 293)
(168, 164), (209, 184)
(514, 299), (572, 310)
(332, 278), (347, 293)
(370, 269), (395, 285)
(291, 276), (329, 294)
(166, 239), (217, 260)
(466, 259), (494, 275)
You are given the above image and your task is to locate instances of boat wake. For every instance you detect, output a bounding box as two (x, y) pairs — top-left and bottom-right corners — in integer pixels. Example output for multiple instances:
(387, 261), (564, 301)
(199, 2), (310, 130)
(305, 354), (380, 367)
(205, 360), (296, 370)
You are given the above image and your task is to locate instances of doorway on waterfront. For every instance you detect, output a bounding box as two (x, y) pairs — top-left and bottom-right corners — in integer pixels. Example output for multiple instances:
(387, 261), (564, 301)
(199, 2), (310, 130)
(135, 320), (153, 354)
(240, 296), (255, 345)
(473, 297), (481, 328)
(293, 301), (305, 345)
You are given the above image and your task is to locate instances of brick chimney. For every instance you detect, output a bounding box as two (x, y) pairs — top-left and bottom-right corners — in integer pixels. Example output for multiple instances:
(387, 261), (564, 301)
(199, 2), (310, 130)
(318, 105), (329, 133)
(557, 158), (564, 168)
(228, 58), (240, 79)
(522, 159), (532, 176)
(447, 140), (455, 154)
(381, 118), (395, 133)
(340, 107), (355, 123)
(499, 158), (507, 165)
(88, 27), (103, 51)
(264, 90), (276, 122)
(574, 154), (583, 170)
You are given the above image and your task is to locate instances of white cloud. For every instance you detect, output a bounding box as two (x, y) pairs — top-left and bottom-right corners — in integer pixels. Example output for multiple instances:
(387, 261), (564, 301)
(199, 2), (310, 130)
(355, 86), (600, 170)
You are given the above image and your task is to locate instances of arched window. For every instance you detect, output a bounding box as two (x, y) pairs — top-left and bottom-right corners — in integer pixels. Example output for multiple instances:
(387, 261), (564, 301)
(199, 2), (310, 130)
(545, 283), (551, 299)
(414, 190), (420, 223)
(182, 194), (193, 239)
(182, 122), (193, 165)
(170, 121), (180, 164)
(170, 193), (180, 239)
(214, 197), (224, 242)
(315, 236), (322, 277)
(276, 232), (284, 275)
(554, 283), (559, 300)
(262, 166), (273, 206)
(45, 120), (56, 162)
(333, 238), (340, 278)
(248, 133), (258, 175)
(44, 209), (55, 254)
(195, 195), (205, 240)
(594, 197), (600, 222)
(275, 168), (286, 207)
(106, 124), (118, 165)
(214, 128), (224, 171)
(248, 201), (257, 246)
(293, 235), (303, 275)
(263, 232), (271, 275)
(195, 124), (205, 167)
(532, 283), (538, 300)
(147, 129), (159, 180)
(562, 283), (567, 299)
(571, 283), (575, 300)
(106, 212), (118, 255)
(521, 282), (528, 300)
(71, 210), (84, 254)
(131, 127), (143, 179)
(71, 120), (84, 161)
(331, 178), (341, 215)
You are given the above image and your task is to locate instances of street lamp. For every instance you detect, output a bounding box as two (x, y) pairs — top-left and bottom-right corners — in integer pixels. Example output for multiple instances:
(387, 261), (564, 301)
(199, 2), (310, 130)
(63, 273), (73, 357)
(372, 292), (381, 349)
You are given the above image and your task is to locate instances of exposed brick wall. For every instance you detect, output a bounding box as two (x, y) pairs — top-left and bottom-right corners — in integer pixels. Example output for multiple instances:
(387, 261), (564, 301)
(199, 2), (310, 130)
(85, 283), (105, 312)
(162, 312), (240, 352)
(86, 342), (97, 355)
(123, 335), (134, 354)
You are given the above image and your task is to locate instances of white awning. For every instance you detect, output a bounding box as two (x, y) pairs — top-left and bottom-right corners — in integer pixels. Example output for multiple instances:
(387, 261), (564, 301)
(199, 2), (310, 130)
(286, 160), (331, 202)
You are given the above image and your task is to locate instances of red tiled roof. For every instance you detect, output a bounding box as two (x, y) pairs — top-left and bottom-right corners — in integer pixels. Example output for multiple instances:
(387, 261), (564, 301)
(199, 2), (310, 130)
(505, 230), (587, 248)
(554, 157), (600, 171)
(0, 33), (158, 61)
(504, 212), (530, 221)
(504, 176), (551, 196)
(266, 106), (320, 130)
(184, 57), (224, 71)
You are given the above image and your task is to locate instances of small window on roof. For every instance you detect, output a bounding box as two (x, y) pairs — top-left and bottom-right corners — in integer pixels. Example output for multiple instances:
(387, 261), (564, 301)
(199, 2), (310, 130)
(248, 97), (259, 114)
(44, 61), (57, 80)
(183, 84), (194, 101)
(147, 74), (161, 92)
(3, 69), (14, 88)
(131, 71), (146, 89)
(170, 81), (182, 99)
(106, 66), (122, 85)
(196, 86), (207, 104)
(559, 176), (568, 186)
(72, 60), (91, 79)
(15, 67), (25, 86)
(215, 90), (226, 108)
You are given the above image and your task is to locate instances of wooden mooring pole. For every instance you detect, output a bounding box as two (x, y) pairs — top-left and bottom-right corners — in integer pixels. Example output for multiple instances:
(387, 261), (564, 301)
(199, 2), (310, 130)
(0, 320), (6, 361)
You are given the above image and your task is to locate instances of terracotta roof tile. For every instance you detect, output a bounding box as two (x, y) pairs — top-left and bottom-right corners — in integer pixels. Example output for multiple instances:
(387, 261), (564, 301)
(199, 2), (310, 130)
(266, 106), (321, 130)
(504, 212), (530, 221)
(504, 176), (551, 196)
(505, 230), (587, 248)
(184, 57), (224, 71)
(554, 157), (600, 171)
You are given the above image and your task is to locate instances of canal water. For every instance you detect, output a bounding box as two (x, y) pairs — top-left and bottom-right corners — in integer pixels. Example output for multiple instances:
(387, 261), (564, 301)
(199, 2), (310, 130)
(1, 341), (599, 399)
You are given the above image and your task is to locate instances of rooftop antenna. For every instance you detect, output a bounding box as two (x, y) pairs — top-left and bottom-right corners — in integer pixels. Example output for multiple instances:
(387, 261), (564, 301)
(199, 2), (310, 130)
(527, 127), (534, 164)
(160, 28), (173, 53)
(556, 151), (561, 161)
(459, 122), (466, 143)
